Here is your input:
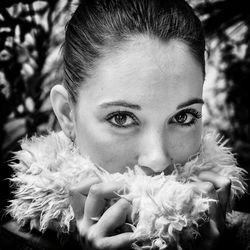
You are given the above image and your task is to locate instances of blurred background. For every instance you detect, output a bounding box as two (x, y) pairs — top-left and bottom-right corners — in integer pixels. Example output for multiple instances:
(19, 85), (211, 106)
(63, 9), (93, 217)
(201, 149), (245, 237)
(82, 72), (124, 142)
(0, 0), (250, 223)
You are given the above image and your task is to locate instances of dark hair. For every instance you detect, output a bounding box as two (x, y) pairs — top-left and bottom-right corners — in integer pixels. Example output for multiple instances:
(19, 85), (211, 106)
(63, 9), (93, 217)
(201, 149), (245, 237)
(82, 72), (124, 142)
(63, 0), (205, 103)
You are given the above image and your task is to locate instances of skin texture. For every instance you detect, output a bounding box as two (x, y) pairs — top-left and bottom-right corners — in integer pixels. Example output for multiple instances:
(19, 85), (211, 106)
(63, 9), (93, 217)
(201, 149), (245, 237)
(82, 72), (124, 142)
(51, 36), (231, 250)
(73, 37), (204, 174)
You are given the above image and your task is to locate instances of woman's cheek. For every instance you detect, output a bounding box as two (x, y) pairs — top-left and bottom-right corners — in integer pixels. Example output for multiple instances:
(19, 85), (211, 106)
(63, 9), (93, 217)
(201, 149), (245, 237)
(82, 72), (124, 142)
(75, 122), (138, 173)
(167, 127), (202, 164)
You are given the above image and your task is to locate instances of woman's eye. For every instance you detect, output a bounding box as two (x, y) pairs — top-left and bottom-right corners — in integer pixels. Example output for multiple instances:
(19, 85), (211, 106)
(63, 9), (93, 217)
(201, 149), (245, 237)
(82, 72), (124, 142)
(174, 113), (188, 124)
(106, 112), (139, 128)
(171, 108), (202, 126)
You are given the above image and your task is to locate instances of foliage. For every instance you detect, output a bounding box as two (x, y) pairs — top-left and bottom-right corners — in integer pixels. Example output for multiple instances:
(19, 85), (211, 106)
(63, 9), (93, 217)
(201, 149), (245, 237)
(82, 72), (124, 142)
(193, 0), (250, 211)
(193, 0), (250, 162)
(0, 0), (78, 219)
(0, 0), (78, 162)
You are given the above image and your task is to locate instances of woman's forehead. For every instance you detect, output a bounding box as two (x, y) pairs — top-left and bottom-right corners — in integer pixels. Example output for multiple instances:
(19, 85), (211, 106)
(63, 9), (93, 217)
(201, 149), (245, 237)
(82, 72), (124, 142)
(77, 37), (203, 110)
(84, 37), (202, 86)
(101, 36), (194, 74)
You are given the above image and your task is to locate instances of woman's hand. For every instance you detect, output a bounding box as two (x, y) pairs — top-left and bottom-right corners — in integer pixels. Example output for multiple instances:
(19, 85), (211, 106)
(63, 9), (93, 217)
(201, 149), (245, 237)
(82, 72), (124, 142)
(69, 172), (231, 250)
(193, 171), (231, 250)
(69, 178), (134, 250)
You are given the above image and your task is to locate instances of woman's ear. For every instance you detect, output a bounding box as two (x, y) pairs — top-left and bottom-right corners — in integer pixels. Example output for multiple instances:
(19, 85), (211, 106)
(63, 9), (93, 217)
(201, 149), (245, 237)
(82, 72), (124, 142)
(50, 85), (75, 140)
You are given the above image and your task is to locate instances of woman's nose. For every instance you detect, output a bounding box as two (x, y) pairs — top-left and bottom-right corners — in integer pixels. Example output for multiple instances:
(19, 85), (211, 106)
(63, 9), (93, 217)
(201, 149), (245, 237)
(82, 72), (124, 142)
(137, 128), (172, 174)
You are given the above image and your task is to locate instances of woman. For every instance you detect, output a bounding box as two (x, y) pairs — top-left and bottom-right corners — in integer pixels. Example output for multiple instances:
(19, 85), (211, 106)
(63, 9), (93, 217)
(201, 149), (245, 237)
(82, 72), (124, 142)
(49, 0), (231, 249)
(3, 0), (248, 250)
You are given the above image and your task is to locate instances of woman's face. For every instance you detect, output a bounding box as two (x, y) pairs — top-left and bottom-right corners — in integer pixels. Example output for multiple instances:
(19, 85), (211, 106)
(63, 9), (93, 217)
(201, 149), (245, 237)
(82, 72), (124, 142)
(73, 37), (204, 175)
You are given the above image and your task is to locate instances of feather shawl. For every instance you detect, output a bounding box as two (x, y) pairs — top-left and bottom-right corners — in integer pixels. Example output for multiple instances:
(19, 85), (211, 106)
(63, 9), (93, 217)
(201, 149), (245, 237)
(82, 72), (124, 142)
(8, 130), (247, 250)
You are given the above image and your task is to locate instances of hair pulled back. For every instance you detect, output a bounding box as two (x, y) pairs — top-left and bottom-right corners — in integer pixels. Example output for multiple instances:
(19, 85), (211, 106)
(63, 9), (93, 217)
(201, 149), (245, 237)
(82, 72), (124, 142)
(63, 0), (205, 103)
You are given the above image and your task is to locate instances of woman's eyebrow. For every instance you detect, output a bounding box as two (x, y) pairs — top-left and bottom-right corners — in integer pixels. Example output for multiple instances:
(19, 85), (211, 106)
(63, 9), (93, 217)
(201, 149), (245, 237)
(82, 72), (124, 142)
(99, 100), (141, 110)
(177, 98), (204, 109)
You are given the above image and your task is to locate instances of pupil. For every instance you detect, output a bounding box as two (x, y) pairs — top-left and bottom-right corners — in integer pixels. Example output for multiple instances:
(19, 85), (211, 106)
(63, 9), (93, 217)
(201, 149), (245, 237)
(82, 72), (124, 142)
(176, 113), (187, 123)
(115, 114), (127, 125)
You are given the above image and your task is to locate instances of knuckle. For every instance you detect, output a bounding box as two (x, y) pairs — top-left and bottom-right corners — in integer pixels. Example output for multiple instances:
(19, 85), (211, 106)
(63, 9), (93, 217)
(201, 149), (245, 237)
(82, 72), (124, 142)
(78, 227), (87, 238)
(93, 240), (107, 250)
(210, 220), (220, 240)
(87, 234), (105, 250)
(86, 228), (98, 247)
(203, 182), (215, 193)
(212, 227), (220, 240)
(86, 225), (99, 241)
(221, 177), (231, 188)
(86, 229), (95, 242)
(118, 198), (131, 209)
(89, 183), (103, 197)
(77, 221), (88, 237)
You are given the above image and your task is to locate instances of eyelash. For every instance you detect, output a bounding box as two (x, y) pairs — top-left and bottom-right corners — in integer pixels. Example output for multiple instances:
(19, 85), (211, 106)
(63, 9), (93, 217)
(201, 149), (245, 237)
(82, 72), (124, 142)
(105, 111), (139, 128)
(171, 108), (202, 127)
(105, 108), (202, 129)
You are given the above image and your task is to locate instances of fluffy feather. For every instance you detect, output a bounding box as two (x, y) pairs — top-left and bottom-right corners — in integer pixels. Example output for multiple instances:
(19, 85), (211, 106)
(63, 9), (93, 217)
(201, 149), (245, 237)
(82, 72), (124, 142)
(8, 130), (247, 249)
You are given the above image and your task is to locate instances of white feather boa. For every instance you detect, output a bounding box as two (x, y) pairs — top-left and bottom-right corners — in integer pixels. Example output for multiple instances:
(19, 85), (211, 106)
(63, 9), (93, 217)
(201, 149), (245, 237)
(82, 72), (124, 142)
(8, 130), (247, 250)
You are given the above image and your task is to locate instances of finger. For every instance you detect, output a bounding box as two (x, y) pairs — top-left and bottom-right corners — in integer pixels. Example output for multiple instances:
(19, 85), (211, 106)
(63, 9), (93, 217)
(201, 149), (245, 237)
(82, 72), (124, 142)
(191, 182), (220, 220)
(208, 197), (222, 232)
(71, 177), (101, 196)
(198, 171), (231, 214)
(69, 177), (100, 221)
(95, 198), (132, 236)
(191, 179), (226, 236)
(198, 171), (230, 190)
(192, 181), (216, 194)
(198, 219), (220, 250)
(196, 182), (219, 220)
(87, 232), (134, 250)
(193, 181), (226, 234)
(80, 182), (126, 232)
(216, 180), (231, 214)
